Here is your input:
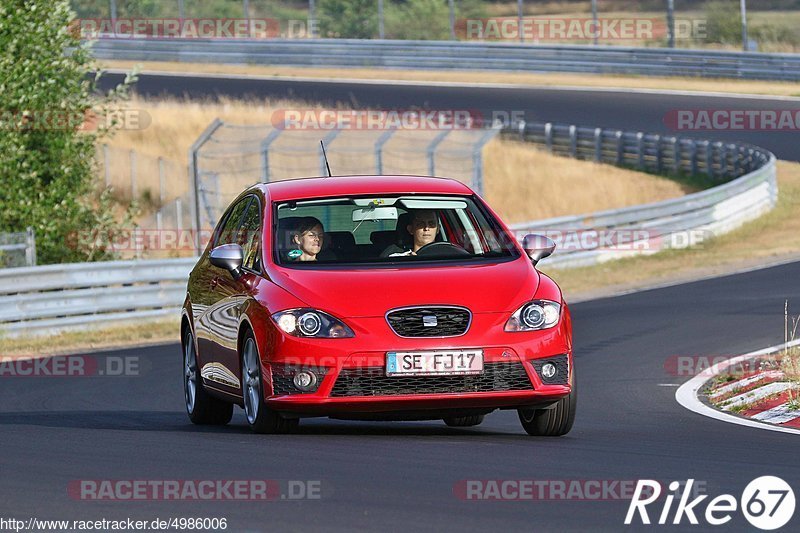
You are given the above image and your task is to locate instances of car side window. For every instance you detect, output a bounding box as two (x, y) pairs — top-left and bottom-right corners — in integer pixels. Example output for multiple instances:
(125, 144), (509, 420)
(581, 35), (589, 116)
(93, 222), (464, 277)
(215, 197), (251, 248)
(240, 198), (262, 272)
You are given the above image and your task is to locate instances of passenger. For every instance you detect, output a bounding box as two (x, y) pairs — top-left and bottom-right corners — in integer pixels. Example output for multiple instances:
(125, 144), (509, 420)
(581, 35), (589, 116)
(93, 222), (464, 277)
(381, 210), (439, 257)
(288, 217), (325, 261)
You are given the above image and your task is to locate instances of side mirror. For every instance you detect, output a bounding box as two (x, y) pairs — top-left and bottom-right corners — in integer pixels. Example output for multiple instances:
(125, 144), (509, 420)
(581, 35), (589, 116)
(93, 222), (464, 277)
(209, 244), (244, 279)
(522, 234), (556, 265)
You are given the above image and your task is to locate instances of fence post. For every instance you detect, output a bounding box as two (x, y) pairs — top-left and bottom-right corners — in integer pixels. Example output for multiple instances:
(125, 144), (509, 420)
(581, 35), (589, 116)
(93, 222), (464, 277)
(448, 0), (456, 40)
(594, 127), (602, 162)
(129, 149), (137, 200)
(189, 119), (224, 255)
(260, 129), (282, 182)
(25, 227), (36, 267)
(176, 199), (184, 233)
(636, 132), (645, 169)
(378, 0), (385, 39)
(309, 0), (318, 38)
(103, 143), (111, 188)
(615, 130), (623, 165)
(544, 123), (553, 152)
(156, 211), (163, 232)
(374, 128), (396, 174)
(427, 130), (451, 176)
(472, 123), (502, 197)
(568, 125), (577, 158)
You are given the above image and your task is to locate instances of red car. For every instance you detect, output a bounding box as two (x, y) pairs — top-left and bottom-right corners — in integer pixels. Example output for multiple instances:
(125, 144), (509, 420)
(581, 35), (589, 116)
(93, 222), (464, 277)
(181, 175), (575, 436)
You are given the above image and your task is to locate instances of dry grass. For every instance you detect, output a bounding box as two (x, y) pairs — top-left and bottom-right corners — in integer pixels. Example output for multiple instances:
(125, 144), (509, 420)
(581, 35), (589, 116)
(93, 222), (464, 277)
(101, 60), (800, 98)
(105, 96), (688, 225)
(541, 160), (800, 299)
(483, 138), (691, 222)
(0, 319), (179, 359)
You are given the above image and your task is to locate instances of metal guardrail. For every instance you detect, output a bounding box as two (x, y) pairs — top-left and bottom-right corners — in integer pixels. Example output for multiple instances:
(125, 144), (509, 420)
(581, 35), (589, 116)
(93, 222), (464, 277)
(92, 38), (800, 81)
(0, 258), (195, 336)
(0, 120), (777, 336)
(505, 121), (777, 269)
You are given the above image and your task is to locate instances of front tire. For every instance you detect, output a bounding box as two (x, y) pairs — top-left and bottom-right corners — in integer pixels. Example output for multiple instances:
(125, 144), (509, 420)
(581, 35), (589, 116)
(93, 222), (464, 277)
(518, 378), (576, 437)
(183, 328), (233, 425)
(241, 331), (298, 434)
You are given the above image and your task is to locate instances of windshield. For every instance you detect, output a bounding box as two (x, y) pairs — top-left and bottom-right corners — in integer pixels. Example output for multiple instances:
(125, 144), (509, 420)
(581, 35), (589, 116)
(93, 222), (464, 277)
(273, 195), (519, 266)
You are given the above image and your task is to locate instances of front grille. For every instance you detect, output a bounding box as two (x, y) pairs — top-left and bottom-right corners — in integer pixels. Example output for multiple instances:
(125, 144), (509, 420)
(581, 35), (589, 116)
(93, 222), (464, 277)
(386, 306), (471, 337)
(271, 366), (328, 395)
(531, 355), (570, 385)
(330, 362), (533, 397)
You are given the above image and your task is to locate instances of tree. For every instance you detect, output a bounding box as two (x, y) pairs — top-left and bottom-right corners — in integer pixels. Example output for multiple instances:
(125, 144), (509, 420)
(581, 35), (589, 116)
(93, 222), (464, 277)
(0, 0), (137, 264)
(319, 0), (377, 39)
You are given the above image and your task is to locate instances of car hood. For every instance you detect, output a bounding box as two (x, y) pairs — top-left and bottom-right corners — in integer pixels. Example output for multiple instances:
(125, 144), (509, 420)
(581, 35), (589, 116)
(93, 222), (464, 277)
(269, 258), (539, 317)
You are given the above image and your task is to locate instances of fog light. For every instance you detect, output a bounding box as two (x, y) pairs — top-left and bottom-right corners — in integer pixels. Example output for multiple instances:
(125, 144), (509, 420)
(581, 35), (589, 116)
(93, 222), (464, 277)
(293, 370), (317, 391)
(541, 363), (557, 379)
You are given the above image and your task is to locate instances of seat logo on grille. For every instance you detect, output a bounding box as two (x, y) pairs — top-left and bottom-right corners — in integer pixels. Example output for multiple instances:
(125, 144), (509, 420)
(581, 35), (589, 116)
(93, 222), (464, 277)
(422, 315), (438, 327)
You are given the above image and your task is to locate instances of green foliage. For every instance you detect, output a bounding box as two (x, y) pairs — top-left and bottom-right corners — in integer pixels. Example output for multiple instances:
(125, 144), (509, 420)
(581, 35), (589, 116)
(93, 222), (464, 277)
(319, 0), (377, 39)
(386, 0), (449, 40)
(0, 0), (138, 264)
(703, 1), (743, 45)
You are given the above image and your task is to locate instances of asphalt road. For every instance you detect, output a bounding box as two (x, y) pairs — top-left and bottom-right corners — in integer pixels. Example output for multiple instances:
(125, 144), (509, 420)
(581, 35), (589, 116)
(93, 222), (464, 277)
(100, 72), (800, 161)
(3, 260), (800, 531)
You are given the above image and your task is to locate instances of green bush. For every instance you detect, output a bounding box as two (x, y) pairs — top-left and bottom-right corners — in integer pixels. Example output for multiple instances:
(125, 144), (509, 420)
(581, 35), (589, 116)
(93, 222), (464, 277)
(0, 0), (137, 264)
(703, 0), (743, 45)
(319, 0), (377, 38)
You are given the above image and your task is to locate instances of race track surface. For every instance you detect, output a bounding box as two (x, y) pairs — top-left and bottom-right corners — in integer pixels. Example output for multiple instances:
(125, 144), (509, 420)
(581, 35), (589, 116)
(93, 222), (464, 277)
(3, 261), (800, 531)
(99, 72), (800, 161)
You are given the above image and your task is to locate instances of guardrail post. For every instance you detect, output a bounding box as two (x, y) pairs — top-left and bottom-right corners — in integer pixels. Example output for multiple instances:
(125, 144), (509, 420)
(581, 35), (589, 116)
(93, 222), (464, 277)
(672, 138), (680, 174)
(733, 144), (743, 177)
(636, 132), (645, 169)
(545, 123), (553, 152)
(427, 130), (451, 175)
(374, 128), (396, 174)
(719, 142), (729, 178)
(704, 141), (713, 176)
(689, 140), (698, 176)
(103, 143), (111, 188)
(25, 227), (36, 267)
(260, 128), (282, 182)
(569, 125), (578, 158)
(518, 119), (526, 141)
(593, 128), (602, 162)
(615, 130), (623, 165)
(654, 135), (662, 173)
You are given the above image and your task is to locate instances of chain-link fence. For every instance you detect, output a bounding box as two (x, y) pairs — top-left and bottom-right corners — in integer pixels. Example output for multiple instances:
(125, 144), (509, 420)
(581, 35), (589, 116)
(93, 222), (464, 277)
(190, 120), (501, 235)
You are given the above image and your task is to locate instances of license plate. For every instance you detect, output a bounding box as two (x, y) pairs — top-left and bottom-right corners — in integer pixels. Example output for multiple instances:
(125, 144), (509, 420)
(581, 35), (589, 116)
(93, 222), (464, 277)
(385, 350), (483, 376)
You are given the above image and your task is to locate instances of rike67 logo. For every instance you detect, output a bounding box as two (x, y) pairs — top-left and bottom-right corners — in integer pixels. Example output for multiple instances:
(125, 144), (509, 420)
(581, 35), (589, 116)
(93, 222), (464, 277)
(625, 477), (795, 530)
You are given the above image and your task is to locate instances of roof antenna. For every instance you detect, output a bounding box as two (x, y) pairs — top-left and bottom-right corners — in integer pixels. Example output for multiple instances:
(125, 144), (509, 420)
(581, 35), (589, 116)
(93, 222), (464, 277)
(320, 140), (333, 177)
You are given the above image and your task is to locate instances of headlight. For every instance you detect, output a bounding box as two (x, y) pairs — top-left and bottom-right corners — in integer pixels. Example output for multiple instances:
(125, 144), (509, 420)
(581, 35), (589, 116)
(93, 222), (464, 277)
(505, 300), (560, 332)
(271, 309), (354, 338)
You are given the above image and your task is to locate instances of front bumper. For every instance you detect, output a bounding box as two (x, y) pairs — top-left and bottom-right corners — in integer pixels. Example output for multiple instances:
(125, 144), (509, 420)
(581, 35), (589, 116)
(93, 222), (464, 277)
(257, 312), (573, 417)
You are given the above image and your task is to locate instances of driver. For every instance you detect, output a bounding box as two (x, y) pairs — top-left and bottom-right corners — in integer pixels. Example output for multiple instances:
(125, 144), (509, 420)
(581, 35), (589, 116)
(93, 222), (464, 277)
(381, 209), (439, 257)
